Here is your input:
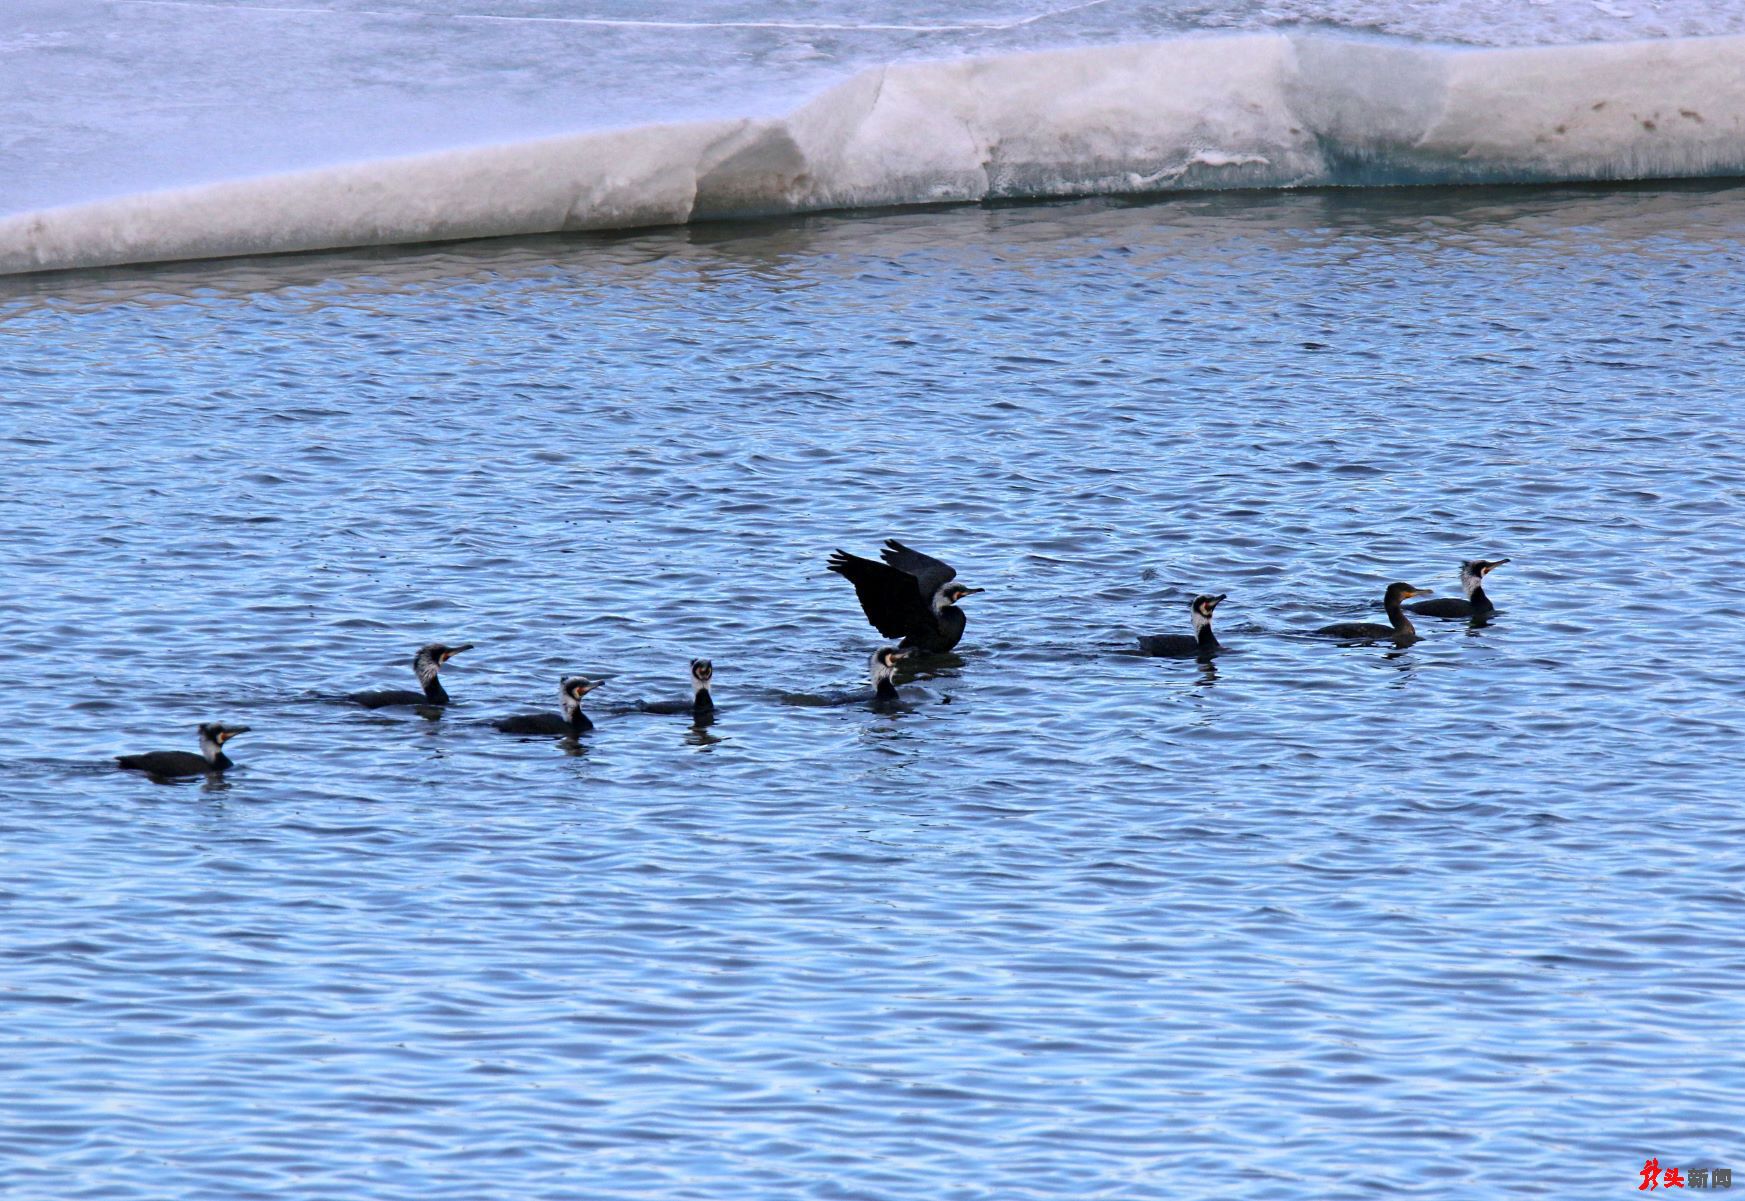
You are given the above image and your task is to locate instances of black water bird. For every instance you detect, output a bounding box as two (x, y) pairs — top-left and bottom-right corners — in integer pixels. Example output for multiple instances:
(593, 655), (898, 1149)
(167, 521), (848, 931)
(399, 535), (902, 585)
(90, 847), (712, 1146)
(1139, 593), (1227, 658)
(117, 722), (249, 777)
(784, 647), (914, 709)
(827, 539), (983, 654)
(863, 646), (914, 709)
(494, 676), (602, 736)
(637, 659), (714, 718)
(870, 647), (909, 706)
(349, 642), (472, 708)
(1316, 582), (1434, 641)
(1407, 558), (1509, 619)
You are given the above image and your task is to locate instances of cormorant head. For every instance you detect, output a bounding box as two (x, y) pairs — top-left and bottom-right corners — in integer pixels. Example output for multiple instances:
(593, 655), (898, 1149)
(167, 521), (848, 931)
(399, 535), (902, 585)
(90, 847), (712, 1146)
(559, 675), (603, 715)
(197, 722), (249, 758)
(869, 646), (912, 684)
(1190, 593), (1227, 630)
(689, 659), (714, 691)
(934, 582), (985, 613)
(1384, 582), (1433, 605)
(1459, 558), (1509, 596)
(413, 642), (472, 684)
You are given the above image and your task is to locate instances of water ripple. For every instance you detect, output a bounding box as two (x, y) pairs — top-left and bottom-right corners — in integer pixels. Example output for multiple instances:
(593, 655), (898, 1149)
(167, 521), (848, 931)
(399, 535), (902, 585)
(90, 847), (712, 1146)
(1, 184), (1743, 1200)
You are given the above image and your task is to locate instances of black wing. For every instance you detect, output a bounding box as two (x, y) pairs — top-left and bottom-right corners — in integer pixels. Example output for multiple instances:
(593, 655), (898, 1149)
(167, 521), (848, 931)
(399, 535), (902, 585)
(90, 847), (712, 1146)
(117, 751), (207, 775)
(348, 689), (425, 709)
(828, 549), (933, 638)
(879, 539), (956, 599)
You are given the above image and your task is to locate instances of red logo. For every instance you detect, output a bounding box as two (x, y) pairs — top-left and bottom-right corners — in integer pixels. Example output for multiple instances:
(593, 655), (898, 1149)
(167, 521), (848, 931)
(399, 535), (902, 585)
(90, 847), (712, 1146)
(1641, 1160), (1732, 1190)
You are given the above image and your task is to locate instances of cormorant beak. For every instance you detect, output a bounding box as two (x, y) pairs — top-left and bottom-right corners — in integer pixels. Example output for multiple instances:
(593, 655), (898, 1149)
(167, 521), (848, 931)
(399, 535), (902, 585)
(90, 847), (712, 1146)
(219, 726), (250, 742)
(960, 587), (985, 596)
(444, 643), (474, 663)
(1211, 594), (1227, 607)
(581, 680), (604, 694)
(1409, 588), (1434, 598)
(1484, 559), (1510, 573)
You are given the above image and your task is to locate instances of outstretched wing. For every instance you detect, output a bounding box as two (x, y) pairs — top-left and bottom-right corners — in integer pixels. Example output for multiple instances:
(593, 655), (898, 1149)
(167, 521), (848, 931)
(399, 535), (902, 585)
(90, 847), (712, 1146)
(828, 550), (932, 638)
(880, 539), (956, 599)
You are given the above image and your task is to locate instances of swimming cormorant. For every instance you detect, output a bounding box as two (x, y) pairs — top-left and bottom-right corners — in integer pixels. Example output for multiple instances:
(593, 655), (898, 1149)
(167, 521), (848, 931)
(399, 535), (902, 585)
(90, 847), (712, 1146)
(1138, 593), (1227, 658)
(117, 722), (249, 777)
(827, 539), (983, 654)
(349, 642), (472, 708)
(1316, 582), (1434, 641)
(493, 676), (601, 736)
(637, 659), (714, 717)
(863, 646), (914, 708)
(782, 647), (914, 709)
(872, 646), (908, 705)
(1407, 558), (1509, 618)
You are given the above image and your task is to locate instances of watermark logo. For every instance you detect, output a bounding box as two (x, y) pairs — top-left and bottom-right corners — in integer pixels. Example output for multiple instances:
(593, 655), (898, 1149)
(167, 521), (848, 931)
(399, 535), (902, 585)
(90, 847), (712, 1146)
(1641, 1160), (1733, 1190)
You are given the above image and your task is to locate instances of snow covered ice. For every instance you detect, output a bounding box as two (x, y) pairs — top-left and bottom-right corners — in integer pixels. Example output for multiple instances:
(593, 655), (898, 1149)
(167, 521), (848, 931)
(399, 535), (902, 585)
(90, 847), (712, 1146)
(5, 0), (1744, 273)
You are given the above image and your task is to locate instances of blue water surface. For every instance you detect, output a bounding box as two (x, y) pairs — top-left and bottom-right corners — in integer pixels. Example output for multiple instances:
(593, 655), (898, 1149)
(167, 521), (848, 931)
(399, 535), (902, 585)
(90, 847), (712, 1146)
(2, 183), (1743, 1200)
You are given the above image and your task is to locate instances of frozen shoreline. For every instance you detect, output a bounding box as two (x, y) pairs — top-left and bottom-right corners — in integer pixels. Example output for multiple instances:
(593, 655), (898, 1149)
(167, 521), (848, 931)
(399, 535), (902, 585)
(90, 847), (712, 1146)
(5, 31), (1743, 275)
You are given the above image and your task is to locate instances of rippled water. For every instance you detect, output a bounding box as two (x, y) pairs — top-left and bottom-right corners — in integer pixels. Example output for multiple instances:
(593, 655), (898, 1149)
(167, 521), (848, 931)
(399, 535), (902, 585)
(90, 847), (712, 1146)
(3, 184), (1744, 1200)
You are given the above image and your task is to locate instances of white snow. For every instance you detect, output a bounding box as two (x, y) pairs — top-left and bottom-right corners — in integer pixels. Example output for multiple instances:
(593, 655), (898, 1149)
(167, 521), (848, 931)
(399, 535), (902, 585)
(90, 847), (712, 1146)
(4, 3), (1744, 273)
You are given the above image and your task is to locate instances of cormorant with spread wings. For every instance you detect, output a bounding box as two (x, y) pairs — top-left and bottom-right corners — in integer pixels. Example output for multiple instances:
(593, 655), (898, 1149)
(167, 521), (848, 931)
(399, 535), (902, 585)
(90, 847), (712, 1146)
(826, 539), (984, 654)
